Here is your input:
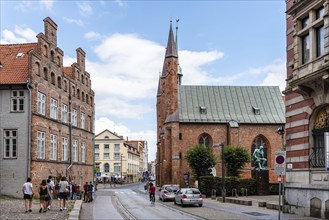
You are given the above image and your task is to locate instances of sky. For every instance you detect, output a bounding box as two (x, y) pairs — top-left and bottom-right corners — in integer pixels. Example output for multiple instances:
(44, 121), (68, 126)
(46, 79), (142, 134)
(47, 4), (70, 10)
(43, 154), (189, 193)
(0, 0), (286, 162)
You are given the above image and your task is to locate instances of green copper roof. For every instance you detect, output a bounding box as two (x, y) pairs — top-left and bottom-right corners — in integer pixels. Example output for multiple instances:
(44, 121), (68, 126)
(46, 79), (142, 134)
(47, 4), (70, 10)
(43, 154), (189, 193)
(178, 85), (285, 124)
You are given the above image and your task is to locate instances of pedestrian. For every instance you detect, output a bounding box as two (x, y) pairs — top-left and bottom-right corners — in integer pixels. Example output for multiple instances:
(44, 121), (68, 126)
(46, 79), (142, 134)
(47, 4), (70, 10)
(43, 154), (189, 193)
(86, 182), (91, 202)
(58, 176), (69, 211)
(22, 177), (34, 213)
(83, 182), (88, 202)
(69, 181), (73, 200)
(39, 179), (50, 213)
(73, 183), (78, 200)
(47, 176), (54, 210)
(89, 181), (94, 202)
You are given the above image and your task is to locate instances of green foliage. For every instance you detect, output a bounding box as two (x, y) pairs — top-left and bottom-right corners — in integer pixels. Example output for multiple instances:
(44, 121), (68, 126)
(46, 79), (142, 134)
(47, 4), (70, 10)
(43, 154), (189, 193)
(223, 145), (251, 177)
(198, 176), (256, 197)
(185, 144), (217, 180)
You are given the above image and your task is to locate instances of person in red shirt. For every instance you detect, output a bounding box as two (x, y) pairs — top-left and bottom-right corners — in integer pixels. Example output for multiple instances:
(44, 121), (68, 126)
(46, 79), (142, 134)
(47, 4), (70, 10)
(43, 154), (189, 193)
(149, 182), (156, 201)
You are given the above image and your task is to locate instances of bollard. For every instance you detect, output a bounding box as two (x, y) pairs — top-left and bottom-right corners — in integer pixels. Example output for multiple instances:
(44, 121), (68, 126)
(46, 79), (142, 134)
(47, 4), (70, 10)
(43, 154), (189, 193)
(232, 188), (238, 197)
(211, 189), (216, 200)
(241, 188), (248, 197)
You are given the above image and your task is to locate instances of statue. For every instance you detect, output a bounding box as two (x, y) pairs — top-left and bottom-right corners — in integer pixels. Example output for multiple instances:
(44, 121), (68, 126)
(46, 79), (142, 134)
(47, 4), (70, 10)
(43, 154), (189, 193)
(253, 145), (267, 170)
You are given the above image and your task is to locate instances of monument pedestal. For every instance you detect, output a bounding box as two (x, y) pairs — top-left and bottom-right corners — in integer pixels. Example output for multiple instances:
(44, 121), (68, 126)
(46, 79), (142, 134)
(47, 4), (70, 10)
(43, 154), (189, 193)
(252, 169), (269, 195)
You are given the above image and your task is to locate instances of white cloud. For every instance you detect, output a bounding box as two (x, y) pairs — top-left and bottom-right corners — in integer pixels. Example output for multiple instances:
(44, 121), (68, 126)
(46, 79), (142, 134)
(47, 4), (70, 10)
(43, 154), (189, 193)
(63, 17), (84, 26)
(16, 1), (33, 12)
(77, 2), (93, 16)
(0, 26), (37, 44)
(258, 59), (286, 92)
(84, 31), (102, 41)
(40, 0), (54, 10)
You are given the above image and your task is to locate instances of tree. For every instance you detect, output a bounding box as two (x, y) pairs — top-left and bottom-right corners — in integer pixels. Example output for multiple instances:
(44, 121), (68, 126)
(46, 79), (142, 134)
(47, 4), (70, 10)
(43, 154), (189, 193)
(223, 145), (251, 177)
(185, 144), (217, 180)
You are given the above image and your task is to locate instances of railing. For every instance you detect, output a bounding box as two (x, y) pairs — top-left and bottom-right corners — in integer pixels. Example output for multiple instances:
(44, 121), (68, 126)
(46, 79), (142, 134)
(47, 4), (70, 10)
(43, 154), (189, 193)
(310, 148), (325, 168)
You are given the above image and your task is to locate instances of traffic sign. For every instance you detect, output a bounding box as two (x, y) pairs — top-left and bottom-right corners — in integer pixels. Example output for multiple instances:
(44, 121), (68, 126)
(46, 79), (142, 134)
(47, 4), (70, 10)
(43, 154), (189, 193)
(274, 150), (286, 175)
(96, 172), (101, 177)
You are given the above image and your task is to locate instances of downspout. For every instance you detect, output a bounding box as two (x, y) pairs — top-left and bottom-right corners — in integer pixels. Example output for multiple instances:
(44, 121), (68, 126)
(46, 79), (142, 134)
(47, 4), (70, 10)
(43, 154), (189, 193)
(26, 79), (32, 177)
(66, 96), (73, 177)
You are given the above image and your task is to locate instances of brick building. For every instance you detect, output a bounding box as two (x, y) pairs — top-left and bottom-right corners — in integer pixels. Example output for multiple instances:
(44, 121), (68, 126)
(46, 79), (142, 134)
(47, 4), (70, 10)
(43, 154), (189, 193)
(284, 0), (329, 218)
(0, 17), (95, 197)
(156, 22), (286, 189)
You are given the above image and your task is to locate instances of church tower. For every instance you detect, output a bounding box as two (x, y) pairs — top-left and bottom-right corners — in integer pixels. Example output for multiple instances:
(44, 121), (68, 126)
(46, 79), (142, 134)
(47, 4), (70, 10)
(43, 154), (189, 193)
(156, 20), (179, 140)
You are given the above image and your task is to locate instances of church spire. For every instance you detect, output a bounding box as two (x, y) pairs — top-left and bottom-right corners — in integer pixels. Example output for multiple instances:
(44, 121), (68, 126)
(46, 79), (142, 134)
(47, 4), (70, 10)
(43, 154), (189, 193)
(165, 20), (178, 58)
(176, 19), (183, 85)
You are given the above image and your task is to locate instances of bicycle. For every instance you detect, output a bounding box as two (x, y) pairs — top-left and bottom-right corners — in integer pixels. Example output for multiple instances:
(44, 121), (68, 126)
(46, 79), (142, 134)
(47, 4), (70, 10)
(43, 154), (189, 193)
(150, 194), (155, 205)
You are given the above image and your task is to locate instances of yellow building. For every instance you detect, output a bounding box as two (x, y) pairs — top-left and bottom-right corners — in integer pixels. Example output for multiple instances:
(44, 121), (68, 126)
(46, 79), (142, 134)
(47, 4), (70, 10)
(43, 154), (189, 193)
(94, 130), (127, 182)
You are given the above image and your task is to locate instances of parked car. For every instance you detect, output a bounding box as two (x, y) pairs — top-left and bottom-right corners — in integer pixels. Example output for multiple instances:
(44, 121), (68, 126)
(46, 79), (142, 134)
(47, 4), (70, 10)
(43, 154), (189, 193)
(159, 184), (180, 201)
(174, 188), (203, 207)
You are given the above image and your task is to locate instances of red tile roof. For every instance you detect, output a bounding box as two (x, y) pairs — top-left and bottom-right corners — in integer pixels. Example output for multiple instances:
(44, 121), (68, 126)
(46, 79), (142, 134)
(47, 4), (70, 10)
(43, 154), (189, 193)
(0, 43), (38, 84)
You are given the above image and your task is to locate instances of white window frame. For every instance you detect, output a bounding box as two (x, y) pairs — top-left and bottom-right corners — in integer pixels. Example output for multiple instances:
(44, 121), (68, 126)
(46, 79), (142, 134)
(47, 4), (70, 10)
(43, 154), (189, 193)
(114, 163), (120, 173)
(11, 90), (24, 112)
(50, 98), (58, 119)
(62, 137), (68, 161)
(297, 6), (325, 65)
(103, 153), (110, 159)
(95, 153), (99, 160)
(73, 139), (78, 162)
(3, 130), (17, 158)
(37, 92), (46, 115)
(114, 144), (120, 152)
(81, 112), (85, 129)
(81, 142), (86, 163)
(50, 134), (57, 160)
(61, 104), (68, 123)
(37, 131), (46, 159)
(114, 152), (120, 160)
(71, 109), (77, 126)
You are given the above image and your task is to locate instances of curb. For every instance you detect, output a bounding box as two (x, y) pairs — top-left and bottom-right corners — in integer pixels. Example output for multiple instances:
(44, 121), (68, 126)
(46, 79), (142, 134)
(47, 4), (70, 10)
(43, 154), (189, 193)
(68, 200), (83, 220)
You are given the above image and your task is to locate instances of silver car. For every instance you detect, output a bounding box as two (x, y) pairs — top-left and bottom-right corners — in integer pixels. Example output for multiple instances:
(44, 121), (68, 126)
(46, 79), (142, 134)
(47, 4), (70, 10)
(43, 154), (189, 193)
(174, 188), (203, 207)
(159, 184), (179, 201)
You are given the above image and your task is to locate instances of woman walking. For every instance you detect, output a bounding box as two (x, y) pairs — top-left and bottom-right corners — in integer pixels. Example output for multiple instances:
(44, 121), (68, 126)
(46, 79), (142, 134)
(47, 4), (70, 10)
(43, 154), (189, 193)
(39, 179), (50, 213)
(22, 177), (34, 213)
(58, 176), (69, 211)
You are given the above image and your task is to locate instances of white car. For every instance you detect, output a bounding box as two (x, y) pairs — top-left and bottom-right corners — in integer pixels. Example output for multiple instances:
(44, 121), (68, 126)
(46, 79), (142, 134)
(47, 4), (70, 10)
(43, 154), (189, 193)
(159, 184), (179, 201)
(174, 188), (203, 207)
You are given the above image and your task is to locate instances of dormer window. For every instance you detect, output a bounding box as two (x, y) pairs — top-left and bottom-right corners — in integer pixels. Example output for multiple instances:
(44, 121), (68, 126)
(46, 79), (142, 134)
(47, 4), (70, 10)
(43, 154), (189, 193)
(16, 52), (24, 58)
(200, 106), (207, 114)
(252, 106), (260, 115)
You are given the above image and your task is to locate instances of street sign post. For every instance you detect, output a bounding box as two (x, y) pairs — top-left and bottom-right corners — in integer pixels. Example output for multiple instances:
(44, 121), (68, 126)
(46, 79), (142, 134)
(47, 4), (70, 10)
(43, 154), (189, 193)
(274, 150), (286, 220)
(274, 150), (286, 175)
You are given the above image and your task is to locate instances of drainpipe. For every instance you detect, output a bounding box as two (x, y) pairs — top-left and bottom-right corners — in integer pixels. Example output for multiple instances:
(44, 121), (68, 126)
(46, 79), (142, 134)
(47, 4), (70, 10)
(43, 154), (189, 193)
(66, 97), (73, 178)
(26, 79), (32, 178)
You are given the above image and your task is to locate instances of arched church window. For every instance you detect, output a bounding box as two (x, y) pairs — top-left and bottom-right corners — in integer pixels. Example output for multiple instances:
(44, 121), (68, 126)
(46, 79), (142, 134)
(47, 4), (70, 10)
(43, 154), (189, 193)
(251, 136), (268, 168)
(310, 105), (329, 168)
(198, 133), (212, 148)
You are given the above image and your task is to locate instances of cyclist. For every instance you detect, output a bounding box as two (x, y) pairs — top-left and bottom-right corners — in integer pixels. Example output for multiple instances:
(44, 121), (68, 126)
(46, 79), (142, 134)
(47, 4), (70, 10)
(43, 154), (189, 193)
(149, 182), (156, 202)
